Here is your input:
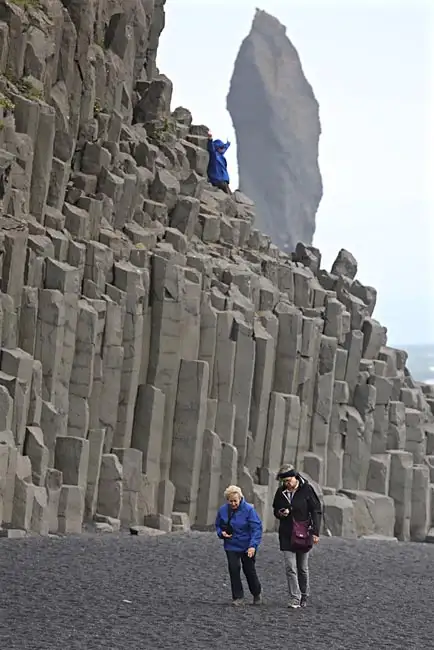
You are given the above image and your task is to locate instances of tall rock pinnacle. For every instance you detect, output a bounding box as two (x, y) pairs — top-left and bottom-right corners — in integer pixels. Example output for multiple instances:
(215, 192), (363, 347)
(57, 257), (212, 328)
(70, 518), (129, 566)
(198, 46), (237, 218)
(227, 9), (323, 252)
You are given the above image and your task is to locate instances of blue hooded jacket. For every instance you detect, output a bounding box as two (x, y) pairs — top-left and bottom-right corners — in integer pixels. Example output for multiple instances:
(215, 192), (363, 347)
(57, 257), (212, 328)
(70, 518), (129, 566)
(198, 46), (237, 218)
(215, 498), (262, 552)
(207, 138), (230, 184)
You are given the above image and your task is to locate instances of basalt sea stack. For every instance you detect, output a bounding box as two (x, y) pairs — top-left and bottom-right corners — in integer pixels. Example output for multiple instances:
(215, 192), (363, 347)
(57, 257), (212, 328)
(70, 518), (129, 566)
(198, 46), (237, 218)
(227, 9), (323, 252)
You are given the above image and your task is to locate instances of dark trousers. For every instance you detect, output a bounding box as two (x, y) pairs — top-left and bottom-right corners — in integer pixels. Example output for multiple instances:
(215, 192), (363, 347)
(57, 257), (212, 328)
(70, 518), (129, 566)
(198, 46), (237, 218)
(212, 180), (231, 195)
(225, 551), (261, 600)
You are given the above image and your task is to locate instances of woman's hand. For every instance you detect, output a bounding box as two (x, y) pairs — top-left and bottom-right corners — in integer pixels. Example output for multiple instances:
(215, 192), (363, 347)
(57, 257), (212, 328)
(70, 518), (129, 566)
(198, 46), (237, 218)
(312, 535), (319, 544)
(247, 547), (255, 558)
(222, 531), (232, 538)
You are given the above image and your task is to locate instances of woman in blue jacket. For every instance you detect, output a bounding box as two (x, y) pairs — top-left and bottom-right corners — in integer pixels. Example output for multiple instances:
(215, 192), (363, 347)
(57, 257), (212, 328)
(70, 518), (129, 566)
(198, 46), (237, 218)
(215, 485), (263, 606)
(207, 133), (231, 194)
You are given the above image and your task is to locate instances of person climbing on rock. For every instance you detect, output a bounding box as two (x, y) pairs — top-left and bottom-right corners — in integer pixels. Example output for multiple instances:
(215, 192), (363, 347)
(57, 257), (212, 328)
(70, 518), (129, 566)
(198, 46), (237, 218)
(215, 485), (263, 606)
(207, 132), (232, 194)
(273, 466), (322, 609)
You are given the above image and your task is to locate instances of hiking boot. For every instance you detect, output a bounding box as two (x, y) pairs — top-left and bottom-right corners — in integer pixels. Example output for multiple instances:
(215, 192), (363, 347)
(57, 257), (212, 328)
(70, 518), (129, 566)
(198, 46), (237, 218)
(253, 594), (262, 605)
(300, 595), (308, 608)
(232, 598), (245, 607)
(288, 598), (300, 609)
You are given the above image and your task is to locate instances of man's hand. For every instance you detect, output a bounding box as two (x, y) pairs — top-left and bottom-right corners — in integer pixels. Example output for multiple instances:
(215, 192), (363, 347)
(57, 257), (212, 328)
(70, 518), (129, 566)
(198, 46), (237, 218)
(247, 547), (255, 558)
(279, 508), (290, 517)
(312, 535), (319, 544)
(222, 531), (232, 538)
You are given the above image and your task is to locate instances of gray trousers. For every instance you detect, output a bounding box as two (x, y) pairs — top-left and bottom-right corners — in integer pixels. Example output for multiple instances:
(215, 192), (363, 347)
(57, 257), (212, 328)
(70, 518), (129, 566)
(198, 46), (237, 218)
(283, 551), (310, 601)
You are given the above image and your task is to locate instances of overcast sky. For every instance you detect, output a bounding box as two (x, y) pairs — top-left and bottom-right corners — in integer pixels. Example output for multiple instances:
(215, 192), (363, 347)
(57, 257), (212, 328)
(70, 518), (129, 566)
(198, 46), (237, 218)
(158, 0), (434, 346)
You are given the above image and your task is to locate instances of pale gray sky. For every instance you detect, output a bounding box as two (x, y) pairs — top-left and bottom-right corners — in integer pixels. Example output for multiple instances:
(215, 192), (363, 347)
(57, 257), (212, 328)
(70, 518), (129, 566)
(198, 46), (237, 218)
(158, 0), (434, 345)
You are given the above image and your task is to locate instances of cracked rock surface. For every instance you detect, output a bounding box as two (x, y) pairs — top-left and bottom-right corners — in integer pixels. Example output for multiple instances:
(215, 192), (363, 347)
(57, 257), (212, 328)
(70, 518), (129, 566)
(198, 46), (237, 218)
(0, 1), (433, 546)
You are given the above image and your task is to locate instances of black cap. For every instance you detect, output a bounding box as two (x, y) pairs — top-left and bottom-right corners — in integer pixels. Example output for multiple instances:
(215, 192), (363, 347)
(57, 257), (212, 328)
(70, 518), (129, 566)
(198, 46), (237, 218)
(276, 468), (297, 480)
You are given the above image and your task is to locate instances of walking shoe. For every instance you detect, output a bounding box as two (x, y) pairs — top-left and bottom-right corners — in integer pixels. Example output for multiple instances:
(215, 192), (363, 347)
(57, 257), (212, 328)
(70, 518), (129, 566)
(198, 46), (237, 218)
(232, 598), (245, 607)
(288, 598), (300, 609)
(300, 595), (308, 608)
(253, 594), (262, 605)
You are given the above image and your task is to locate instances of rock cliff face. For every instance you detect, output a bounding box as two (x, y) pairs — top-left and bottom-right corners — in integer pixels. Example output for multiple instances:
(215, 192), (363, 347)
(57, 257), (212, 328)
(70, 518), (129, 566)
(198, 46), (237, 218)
(0, 1), (433, 542)
(227, 9), (323, 252)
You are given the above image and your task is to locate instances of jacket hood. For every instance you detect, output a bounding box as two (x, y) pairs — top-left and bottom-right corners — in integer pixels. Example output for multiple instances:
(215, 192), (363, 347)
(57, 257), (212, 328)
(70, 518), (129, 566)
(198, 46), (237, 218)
(213, 139), (225, 148)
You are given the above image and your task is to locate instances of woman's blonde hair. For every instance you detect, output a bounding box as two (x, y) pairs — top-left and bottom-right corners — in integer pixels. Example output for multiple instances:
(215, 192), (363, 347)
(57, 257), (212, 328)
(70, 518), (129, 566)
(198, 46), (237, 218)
(224, 485), (243, 500)
(278, 463), (294, 474)
(276, 463), (294, 480)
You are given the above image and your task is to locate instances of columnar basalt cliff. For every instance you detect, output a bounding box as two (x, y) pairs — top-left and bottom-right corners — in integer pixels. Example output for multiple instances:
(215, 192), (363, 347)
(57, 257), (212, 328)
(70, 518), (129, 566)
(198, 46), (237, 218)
(227, 9), (323, 252)
(0, 1), (433, 543)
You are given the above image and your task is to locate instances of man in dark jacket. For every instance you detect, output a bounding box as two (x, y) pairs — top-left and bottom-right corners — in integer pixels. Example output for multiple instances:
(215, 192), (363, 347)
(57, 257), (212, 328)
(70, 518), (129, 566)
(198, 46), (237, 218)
(207, 133), (231, 194)
(273, 467), (322, 609)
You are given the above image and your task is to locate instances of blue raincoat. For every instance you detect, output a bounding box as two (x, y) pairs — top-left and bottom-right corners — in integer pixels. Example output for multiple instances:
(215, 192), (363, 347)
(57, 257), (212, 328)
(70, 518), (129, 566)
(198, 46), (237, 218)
(207, 138), (230, 184)
(215, 498), (263, 552)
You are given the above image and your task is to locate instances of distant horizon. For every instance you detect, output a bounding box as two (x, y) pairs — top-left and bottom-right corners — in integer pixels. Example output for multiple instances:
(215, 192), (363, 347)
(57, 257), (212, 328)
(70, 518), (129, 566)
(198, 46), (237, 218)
(396, 342), (434, 348)
(400, 341), (434, 383)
